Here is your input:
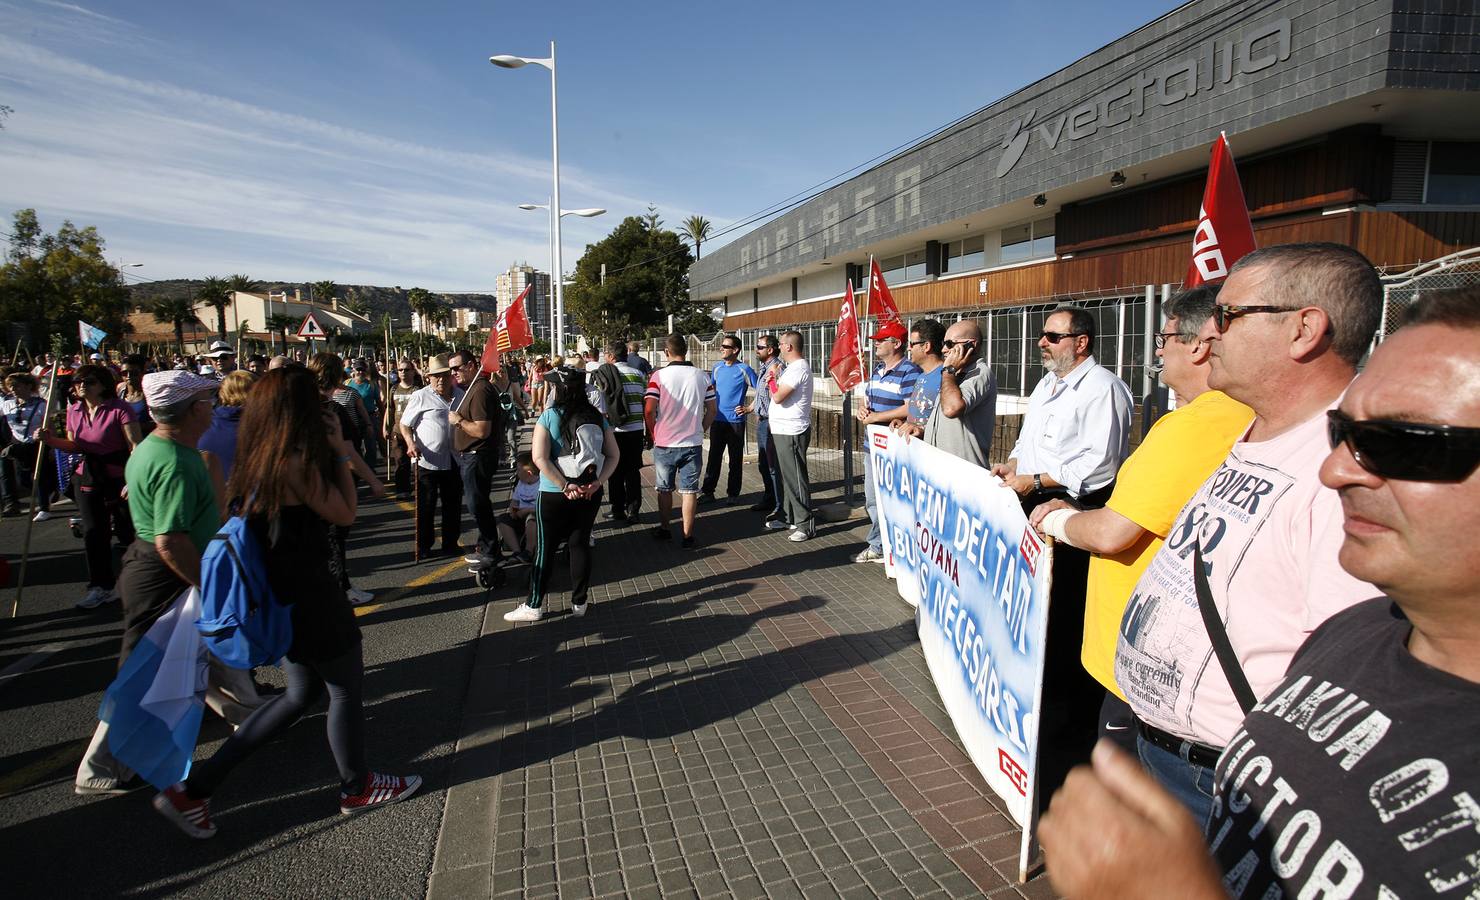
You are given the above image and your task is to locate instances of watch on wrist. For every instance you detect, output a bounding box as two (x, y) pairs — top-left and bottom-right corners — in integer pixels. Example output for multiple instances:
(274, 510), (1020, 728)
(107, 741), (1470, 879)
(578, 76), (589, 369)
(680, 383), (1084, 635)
(1033, 474), (1044, 493)
(941, 365), (958, 377)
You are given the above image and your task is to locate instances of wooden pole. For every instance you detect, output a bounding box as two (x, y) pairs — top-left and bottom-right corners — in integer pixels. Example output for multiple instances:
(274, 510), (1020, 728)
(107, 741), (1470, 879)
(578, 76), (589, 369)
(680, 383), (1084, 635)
(11, 361), (61, 618)
(384, 326), (393, 485)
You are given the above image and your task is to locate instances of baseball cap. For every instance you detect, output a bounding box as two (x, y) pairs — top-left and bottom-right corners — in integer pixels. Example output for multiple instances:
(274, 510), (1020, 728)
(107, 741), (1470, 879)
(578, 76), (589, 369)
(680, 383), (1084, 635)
(867, 321), (907, 342)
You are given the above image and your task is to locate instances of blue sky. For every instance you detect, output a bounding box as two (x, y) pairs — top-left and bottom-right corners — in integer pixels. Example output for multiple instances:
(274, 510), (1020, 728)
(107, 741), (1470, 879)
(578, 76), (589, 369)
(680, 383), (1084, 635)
(0, 0), (1177, 291)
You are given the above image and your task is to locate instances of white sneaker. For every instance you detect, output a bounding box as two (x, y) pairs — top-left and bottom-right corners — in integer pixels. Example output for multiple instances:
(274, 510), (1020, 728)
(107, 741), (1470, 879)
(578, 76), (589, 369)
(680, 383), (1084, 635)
(32, 509), (54, 523)
(789, 529), (814, 543)
(503, 603), (543, 623)
(853, 548), (884, 564)
(763, 519), (790, 531)
(572, 603), (588, 617)
(75, 586), (109, 609)
(346, 587), (375, 606)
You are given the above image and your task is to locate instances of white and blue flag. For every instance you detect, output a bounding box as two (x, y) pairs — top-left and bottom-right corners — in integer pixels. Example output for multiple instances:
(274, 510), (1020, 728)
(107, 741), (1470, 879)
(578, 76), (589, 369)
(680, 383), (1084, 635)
(78, 320), (107, 350)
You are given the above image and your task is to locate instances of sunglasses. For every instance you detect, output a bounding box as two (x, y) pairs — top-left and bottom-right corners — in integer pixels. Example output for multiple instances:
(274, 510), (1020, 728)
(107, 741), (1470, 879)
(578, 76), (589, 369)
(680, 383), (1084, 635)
(942, 339), (976, 350)
(1153, 331), (1181, 350)
(908, 339), (929, 347)
(1212, 303), (1300, 331)
(1040, 331), (1084, 344)
(1327, 409), (1480, 482)
(721, 344), (739, 351)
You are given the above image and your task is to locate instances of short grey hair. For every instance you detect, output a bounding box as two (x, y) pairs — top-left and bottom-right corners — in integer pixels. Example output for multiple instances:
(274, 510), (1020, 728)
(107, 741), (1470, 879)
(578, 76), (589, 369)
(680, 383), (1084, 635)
(1166, 284), (1222, 341)
(1228, 242), (1381, 365)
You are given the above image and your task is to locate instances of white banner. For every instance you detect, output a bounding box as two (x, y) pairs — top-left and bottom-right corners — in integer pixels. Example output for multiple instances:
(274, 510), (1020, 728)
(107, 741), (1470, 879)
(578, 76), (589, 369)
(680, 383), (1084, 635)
(869, 425), (1053, 880)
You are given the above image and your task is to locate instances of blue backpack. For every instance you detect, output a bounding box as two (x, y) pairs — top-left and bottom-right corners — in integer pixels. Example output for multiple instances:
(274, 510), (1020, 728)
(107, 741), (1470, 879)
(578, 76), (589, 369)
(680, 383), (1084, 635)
(196, 516), (292, 668)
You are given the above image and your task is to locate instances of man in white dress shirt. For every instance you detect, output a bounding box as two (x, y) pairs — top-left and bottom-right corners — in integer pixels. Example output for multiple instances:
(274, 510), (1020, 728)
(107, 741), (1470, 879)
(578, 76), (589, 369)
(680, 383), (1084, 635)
(991, 303), (1135, 799)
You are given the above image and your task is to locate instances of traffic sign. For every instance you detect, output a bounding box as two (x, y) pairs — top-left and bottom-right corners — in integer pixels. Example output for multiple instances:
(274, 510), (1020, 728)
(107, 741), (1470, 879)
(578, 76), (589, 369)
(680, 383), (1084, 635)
(297, 313), (327, 339)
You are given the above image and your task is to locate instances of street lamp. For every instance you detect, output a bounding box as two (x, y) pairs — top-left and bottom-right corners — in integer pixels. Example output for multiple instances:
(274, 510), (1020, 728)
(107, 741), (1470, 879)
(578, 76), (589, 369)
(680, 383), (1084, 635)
(518, 201), (605, 347)
(492, 41), (583, 353)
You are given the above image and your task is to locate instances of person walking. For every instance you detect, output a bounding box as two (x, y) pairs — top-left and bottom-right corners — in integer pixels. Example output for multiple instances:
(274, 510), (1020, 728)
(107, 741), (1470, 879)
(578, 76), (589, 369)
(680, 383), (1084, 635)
(198, 370), (255, 484)
(386, 359), (422, 493)
(0, 372), (51, 519)
(345, 360), (382, 468)
(38, 364), (142, 608)
(504, 367), (618, 622)
(310, 353), (385, 604)
(398, 354), (463, 558)
(699, 334), (756, 506)
(590, 340), (647, 524)
(765, 330), (815, 541)
(152, 367), (421, 838)
(644, 335), (716, 548)
(625, 341), (652, 380)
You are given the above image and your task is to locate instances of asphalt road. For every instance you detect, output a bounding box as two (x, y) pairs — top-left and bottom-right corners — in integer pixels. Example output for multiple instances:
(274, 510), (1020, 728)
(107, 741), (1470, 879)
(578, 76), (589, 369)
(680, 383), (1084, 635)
(0, 481), (494, 898)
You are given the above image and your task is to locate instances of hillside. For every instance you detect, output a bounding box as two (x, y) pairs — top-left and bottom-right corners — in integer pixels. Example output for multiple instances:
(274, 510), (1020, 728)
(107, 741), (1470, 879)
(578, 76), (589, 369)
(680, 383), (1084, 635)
(127, 280), (497, 322)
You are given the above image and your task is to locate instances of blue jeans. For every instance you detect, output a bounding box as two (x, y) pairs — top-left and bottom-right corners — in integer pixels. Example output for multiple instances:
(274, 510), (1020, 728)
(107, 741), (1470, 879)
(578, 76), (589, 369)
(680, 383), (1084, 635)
(1136, 733), (1217, 831)
(653, 445), (702, 494)
(863, 450), (881, 553)
(755, 416), (780, 509)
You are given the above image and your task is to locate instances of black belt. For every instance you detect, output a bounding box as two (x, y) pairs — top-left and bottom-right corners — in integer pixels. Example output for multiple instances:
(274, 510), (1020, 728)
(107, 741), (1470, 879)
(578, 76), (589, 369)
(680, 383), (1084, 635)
(1135, 719), (1223, 768)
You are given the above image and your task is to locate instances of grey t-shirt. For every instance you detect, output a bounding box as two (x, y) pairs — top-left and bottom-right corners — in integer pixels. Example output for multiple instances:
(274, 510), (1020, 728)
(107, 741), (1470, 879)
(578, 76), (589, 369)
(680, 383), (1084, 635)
(923, 358), (997, 467)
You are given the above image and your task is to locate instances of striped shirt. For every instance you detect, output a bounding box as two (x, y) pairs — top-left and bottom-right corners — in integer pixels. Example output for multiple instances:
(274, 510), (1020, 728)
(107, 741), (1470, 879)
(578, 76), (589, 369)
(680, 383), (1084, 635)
(865, 359), (922, 412)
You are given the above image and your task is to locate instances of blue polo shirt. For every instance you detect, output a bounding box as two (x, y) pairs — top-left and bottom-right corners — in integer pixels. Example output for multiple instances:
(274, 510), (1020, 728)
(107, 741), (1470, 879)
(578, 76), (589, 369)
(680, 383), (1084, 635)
(866, 359), (922, 413)
(710, 360), (757, 425)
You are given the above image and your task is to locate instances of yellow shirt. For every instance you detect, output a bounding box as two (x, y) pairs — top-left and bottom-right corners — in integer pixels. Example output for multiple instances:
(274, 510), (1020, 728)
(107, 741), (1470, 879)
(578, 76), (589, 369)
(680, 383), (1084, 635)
(1081, 390), (1253, 699)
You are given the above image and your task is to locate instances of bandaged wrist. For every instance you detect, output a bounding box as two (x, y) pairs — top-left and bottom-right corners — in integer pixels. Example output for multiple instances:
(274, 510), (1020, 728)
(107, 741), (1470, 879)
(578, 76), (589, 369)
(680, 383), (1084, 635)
(1040, 508), (1075, 544)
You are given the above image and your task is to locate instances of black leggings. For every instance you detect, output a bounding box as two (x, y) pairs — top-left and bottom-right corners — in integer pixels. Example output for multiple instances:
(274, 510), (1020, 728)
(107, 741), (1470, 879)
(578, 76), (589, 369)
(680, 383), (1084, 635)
(185, 643), (368, 798)
(528, 489), (600, 610)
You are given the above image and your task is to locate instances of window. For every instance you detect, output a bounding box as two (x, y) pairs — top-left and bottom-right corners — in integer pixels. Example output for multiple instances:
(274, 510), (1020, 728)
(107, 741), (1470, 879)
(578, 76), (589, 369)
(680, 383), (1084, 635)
(879, 253), (906, 286)
(1428, 142), (1480, 204)
(904, 249), (928, 281)
(988, 306), (1025, 395)
(941, 235), (986, 274)
(999, 218), (1056, 264)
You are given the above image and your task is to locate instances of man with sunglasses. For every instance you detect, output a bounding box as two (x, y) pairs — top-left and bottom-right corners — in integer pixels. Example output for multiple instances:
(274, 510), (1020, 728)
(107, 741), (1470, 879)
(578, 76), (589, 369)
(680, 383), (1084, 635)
(698, 334), (756, 506)
(992, 303), (1133, 798)
(1112, 243), (1383, 826)
(1029, 286), (1252, 755)
(1040, 287), (1480, 900)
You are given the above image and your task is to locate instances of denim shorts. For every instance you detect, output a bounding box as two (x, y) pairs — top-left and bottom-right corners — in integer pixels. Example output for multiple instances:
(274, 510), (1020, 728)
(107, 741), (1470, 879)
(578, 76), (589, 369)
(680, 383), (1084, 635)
(652, 445), (702, 494)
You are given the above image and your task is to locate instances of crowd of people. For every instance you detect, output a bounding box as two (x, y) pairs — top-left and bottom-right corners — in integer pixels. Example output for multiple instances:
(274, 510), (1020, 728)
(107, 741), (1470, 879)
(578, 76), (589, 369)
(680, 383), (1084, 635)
(4, 243), (1474, 891)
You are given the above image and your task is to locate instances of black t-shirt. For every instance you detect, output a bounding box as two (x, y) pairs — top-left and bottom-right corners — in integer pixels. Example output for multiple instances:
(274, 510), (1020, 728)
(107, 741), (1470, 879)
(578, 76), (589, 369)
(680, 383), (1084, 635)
(453, 378), (500, 454)
(1207, 598), (1479, 898)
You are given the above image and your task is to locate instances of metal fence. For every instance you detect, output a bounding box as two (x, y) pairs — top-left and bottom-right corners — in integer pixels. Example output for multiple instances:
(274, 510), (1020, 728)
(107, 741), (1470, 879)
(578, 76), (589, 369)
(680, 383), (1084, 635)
(1378, 247), (1480, 340)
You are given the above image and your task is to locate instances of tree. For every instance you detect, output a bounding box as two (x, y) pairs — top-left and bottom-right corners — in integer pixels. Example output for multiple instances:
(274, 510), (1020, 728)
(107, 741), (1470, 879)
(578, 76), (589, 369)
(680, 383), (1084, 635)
(0, 209), (133, 352)
(679, 215), (713, 260)
(152, 296), (198, 354)
(264, 313), (297, 352)
(226, 273), (258, 294)
(311, 280), (338, 305)
(197, 275), (231, 341)
(563, 213), (696, 345)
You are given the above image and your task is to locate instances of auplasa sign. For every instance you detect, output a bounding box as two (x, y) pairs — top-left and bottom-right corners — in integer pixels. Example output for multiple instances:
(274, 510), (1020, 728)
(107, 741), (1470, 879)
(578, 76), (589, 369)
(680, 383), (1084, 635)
(996, 17), (1292, 178)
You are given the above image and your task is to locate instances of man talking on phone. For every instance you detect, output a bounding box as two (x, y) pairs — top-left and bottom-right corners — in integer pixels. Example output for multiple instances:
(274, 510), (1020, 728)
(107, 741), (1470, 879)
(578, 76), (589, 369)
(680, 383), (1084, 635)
(991, 303), (1134, 801)
(912, 318), (997, 468)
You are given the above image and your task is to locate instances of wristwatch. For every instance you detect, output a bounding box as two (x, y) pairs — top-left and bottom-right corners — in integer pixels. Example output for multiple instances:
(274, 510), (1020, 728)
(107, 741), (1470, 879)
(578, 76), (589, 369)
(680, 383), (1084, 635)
(941, 365), (958, 377)
(1033, 474), (1044, 493)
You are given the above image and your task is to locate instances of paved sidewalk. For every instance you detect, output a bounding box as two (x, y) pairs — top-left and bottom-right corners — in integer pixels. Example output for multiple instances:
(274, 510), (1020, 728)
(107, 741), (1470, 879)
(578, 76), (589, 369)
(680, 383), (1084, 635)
(429, 461), (1057, 899)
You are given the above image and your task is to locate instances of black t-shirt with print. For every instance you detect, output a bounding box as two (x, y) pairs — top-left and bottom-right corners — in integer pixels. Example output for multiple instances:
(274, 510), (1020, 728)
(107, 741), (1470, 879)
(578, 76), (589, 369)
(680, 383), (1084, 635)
(1207, 598), (1480, 898)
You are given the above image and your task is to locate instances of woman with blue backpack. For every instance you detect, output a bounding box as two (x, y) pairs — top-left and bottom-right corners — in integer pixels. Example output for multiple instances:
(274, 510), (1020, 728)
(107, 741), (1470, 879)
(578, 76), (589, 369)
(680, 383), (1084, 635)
(152, 367), (419, 839)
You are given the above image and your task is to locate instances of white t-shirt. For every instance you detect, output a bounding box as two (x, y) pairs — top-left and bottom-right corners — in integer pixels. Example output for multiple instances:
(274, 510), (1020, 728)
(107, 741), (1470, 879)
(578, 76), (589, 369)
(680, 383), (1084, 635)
(1114, 404), (1378, 747)
(768, 359), (813, 436)
(644, 362), (715, 448)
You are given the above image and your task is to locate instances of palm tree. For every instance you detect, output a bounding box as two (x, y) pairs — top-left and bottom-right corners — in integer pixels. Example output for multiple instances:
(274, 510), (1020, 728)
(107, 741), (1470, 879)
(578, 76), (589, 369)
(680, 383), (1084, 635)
(226, 273), (259, 294)
(680, 215), (713, 259)
(152, 296), (198, 355)
(264, 314), (296, 352)
(197, 276), (231, 341)
(312, 279), (338, 305)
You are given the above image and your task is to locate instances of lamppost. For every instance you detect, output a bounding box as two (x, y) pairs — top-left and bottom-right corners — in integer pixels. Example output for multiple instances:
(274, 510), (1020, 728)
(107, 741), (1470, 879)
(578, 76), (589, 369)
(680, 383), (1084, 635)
(491, 40), (577, 353)
(518, 201), (604, 350)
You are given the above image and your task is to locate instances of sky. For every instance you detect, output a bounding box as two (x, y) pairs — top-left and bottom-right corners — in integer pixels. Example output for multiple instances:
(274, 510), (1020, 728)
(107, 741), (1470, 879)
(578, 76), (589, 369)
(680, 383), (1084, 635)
(0, 0), (1177, 292)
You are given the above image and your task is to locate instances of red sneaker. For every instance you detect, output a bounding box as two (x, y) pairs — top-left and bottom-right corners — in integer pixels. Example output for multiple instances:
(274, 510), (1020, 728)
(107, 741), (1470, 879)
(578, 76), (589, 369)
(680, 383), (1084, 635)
(152, 783), (217, 839)
(339, 772), (422, 815)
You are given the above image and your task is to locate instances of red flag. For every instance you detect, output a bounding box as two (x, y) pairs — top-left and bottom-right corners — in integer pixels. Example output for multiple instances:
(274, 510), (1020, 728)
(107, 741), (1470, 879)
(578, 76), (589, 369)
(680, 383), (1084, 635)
(867, 257), (903, 327)
(494, 285), (534, 354)
(828, 286), (864, 392)
(477, 320), (501, 377)
(1185, 134), (1256, 287)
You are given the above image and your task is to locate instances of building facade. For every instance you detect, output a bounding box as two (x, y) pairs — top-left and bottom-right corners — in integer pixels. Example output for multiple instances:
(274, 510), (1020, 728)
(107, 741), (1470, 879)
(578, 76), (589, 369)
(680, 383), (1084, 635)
(209, 290), (372, 345)
(496, 263), (552, 345)
(692, 0), (1480, 407)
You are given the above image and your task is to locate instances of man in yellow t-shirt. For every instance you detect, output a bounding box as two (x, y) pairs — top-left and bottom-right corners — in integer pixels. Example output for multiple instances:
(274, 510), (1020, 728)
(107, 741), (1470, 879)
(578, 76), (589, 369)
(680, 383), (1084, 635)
(1029, 285), (1251, 751)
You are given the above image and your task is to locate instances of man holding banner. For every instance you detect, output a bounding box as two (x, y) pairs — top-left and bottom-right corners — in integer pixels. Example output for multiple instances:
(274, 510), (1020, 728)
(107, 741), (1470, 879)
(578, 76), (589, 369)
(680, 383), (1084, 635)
(990, 303), (1134, 799)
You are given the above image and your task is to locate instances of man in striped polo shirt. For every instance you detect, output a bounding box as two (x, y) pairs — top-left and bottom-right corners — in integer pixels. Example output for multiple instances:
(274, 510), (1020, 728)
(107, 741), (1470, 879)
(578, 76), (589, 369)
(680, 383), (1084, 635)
(853, 320), (921, 563)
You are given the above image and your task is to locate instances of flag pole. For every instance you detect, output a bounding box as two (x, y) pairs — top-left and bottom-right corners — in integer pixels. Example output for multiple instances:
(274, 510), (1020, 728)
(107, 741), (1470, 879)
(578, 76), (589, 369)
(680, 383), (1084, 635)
(858, 256), (873, 388)
(384, 325), (393, 485)
(11, 358), (62, 618)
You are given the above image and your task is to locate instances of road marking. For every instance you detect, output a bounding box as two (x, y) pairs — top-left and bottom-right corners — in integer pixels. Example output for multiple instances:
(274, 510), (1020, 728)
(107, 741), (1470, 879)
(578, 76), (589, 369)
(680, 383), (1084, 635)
(0, 642), (68, 685)
(353, 558), (465, 617)
(0, 737), (89, 798)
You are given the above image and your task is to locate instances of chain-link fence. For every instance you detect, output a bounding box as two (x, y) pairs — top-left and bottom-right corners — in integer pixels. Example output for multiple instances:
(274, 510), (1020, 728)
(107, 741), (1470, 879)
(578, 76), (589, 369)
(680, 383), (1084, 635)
(1379, 248), (1480, 340)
